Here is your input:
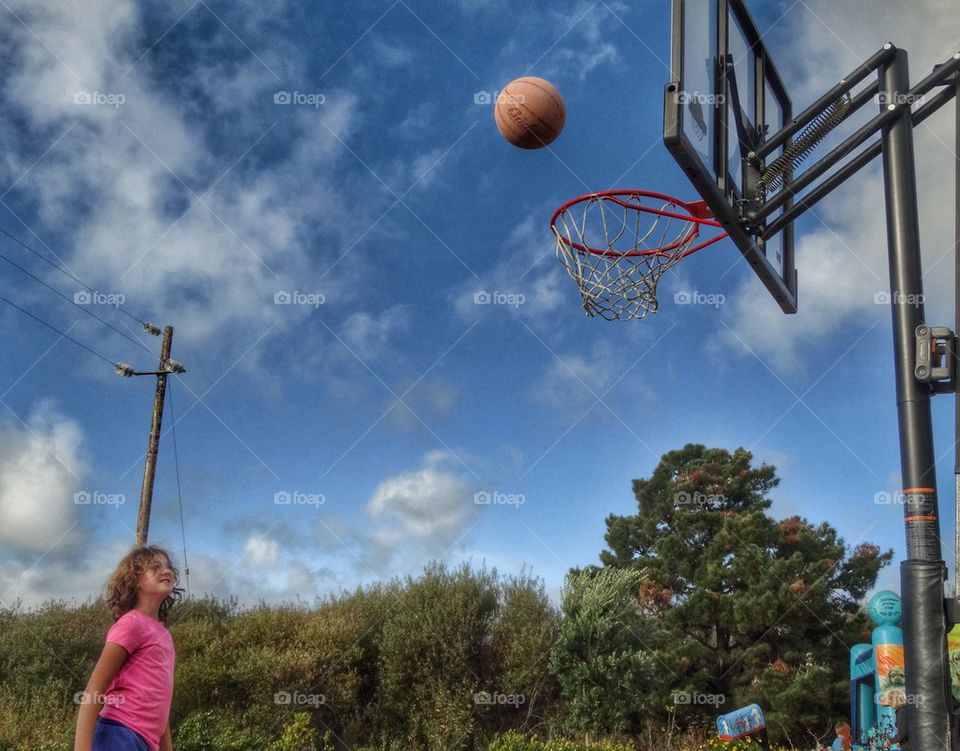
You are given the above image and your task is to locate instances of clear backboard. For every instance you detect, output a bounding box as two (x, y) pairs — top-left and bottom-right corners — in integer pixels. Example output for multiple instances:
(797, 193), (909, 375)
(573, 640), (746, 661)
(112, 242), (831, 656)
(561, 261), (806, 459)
(663, 0), (798, 313)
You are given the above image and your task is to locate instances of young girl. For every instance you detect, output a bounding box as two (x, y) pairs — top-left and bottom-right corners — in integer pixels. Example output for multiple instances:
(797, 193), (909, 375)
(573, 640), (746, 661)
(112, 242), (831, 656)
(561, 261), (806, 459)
(75, 546), (183, 751)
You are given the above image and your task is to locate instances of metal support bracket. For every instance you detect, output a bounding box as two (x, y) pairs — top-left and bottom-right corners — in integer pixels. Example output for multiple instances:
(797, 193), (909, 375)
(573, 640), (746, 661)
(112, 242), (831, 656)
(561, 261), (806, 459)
(915, 324), (956, 392)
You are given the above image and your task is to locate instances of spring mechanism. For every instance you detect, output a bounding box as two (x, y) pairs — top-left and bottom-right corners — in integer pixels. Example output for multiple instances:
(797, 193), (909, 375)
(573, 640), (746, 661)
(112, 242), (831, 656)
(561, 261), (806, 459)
(757, 93), (852, 194)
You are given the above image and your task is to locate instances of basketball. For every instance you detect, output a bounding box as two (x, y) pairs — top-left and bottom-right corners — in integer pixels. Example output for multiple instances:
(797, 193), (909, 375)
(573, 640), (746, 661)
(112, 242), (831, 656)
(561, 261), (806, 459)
(494, 76), (566, 150)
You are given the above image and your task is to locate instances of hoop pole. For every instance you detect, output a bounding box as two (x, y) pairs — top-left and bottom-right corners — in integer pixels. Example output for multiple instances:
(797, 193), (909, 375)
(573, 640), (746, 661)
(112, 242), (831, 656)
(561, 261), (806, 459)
(954, 69), (960, 600)
(880, 48), (951, 751)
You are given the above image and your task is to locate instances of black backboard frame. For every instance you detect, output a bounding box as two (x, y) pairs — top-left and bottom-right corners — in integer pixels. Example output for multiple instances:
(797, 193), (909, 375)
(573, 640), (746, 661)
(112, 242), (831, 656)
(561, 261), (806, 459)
(663, 0), (798, 313)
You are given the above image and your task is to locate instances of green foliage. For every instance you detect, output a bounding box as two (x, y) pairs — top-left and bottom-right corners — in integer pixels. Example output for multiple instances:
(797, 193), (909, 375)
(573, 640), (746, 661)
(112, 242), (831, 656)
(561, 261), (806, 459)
(0, 450), (890, 751)
(550, 568), (657, 739)
(172, 710), (269, 751)
(373, 562), (497, 749)
(487, 730), (635, 751)
(268, 712), (317, 751)
(1, 567), (561, 751)
(489, 573), (563, 737)
(598, 444), (892, 745)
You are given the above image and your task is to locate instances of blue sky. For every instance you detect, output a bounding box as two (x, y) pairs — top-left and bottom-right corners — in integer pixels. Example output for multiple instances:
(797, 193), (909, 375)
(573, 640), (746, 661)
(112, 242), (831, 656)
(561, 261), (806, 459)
(0, 0), (957, 607)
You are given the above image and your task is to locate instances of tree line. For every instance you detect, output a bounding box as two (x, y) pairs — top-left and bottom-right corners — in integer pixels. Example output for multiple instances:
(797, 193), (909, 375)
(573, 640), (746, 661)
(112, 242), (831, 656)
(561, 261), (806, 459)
(0, 445), (889, 750)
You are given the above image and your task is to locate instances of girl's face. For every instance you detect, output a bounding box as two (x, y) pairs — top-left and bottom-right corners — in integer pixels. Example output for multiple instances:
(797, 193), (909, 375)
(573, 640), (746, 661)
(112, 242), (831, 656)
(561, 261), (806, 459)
(138, 554), (175, 598)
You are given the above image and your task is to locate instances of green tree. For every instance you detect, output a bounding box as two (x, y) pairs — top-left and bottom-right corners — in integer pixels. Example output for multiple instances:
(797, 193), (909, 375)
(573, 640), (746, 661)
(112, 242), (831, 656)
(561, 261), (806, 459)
(599, 445), (891, 743)
(549, 567), (658, 741)
(488, 572), (563, 739)
(373, 562), (497, 750)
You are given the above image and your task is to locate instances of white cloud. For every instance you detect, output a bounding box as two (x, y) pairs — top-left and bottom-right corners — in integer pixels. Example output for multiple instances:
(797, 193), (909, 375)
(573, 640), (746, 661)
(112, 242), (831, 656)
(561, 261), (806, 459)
(454, 213), (567, 321)
(340, 306), (410, 360)
(531, 339), (633, 418)
(0, 0), (379, 383)
(244, 533), (279, 567)
(364, 451), (475, 566)
(370, 36), (414, 67)
(720, 0), (958, 369)
(0, 401), (87, 556)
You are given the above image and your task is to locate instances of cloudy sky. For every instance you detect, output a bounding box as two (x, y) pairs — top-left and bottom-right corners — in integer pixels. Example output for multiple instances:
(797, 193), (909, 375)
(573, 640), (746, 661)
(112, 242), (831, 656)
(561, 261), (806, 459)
(0, 0), (957, 608)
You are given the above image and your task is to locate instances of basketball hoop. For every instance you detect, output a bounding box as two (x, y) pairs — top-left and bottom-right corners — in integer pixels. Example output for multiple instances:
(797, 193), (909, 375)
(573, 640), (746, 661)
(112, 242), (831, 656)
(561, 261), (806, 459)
(549, 190), (727, 320)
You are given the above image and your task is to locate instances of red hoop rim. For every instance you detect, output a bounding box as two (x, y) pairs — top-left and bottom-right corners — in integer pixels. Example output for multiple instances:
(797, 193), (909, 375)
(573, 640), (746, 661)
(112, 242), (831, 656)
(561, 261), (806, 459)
(550, 189), (727, 258)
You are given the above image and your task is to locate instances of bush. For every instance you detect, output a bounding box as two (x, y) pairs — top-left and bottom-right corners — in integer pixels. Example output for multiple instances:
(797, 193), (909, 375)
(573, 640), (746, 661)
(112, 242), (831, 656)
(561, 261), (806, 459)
(268, 713), (317, 751)
(487, 730), (635, 751)
(173, 710), (269, 751)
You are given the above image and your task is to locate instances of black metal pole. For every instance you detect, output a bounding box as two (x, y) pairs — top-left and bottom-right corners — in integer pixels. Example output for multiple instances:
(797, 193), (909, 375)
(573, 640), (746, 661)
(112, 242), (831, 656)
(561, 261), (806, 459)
(880, 47), (951, 751)
(954, 69), (960, 601)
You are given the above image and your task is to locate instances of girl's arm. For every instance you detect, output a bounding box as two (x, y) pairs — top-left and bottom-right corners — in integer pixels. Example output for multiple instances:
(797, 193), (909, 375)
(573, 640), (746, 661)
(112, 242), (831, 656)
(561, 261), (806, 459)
(74, 642), (129, 751)
(160, 722), (174, 751)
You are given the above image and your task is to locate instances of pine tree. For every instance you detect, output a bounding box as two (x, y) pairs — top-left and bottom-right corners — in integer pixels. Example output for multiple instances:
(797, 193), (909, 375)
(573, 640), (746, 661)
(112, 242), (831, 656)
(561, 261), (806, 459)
(599, 444), (891, 743)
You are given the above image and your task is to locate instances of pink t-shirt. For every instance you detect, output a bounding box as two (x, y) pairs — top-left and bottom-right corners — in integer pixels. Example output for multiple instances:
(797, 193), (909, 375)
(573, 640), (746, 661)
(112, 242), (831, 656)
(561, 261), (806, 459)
(99, 609), (175, 751)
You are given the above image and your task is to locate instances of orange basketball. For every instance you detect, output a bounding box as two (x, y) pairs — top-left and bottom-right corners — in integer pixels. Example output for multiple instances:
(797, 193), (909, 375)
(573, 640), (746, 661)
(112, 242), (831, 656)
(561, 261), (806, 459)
(494, 76), (566, 150)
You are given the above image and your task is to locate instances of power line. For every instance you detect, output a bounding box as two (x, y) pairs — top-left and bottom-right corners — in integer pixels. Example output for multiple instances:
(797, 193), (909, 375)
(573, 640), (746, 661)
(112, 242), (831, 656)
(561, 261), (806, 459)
(167, 382), (191, 596)
(0, 225), (150, 328)
(0, 293), (117, 367)
(0, 248), (157, 357)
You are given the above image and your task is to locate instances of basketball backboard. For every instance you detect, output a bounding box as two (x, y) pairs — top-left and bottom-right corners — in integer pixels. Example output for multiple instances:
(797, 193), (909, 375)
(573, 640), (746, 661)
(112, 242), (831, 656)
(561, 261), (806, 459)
(663, 0), (798, 313)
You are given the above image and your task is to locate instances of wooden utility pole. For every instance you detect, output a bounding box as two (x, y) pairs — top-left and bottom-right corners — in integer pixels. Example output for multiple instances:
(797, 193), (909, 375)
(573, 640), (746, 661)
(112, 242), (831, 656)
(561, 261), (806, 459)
(135, 326), (173, 547)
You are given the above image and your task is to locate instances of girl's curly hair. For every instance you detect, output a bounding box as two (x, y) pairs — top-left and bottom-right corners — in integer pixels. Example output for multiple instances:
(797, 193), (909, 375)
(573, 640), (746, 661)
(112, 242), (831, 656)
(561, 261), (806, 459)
(106, 545), (184, 622)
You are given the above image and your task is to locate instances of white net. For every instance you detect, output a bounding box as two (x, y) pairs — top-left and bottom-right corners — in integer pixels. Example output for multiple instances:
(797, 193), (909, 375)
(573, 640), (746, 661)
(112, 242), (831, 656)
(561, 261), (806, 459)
(551, 192), (707, 321)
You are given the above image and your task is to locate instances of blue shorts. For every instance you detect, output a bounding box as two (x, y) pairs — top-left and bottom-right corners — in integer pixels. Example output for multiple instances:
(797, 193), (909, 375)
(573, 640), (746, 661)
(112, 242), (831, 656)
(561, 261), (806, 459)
(93, 717), (150, 751)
